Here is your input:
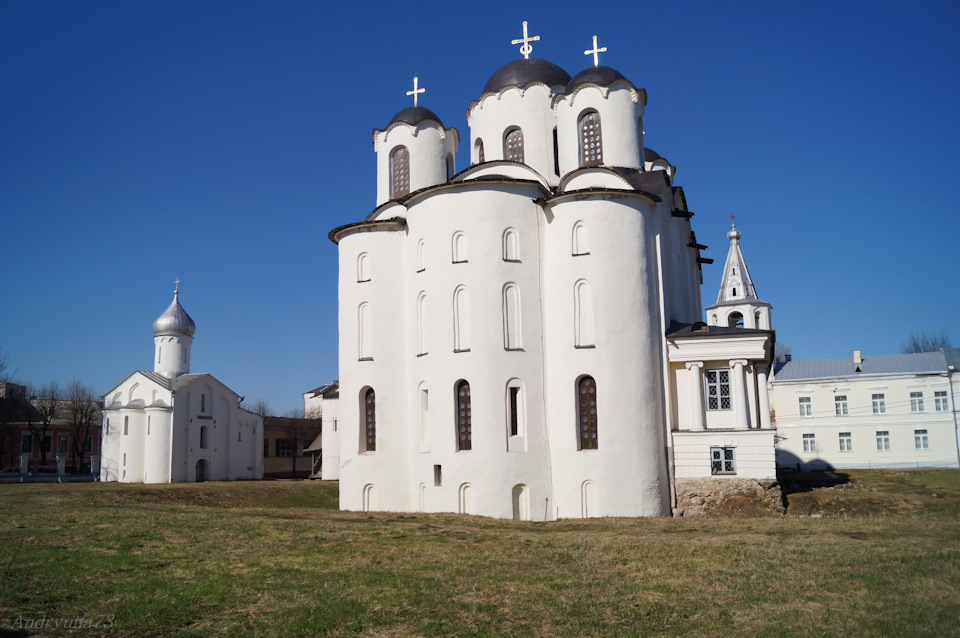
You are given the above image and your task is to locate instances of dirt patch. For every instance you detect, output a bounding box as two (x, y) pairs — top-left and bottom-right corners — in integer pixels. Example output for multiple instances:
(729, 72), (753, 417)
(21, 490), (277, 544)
(703, 494), (781, 519)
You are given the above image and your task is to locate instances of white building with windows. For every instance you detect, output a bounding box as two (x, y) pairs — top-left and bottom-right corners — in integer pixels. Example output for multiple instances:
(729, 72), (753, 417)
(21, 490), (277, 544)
(330, 33), (778, 520)
(772, 349), (959, 469)
(303, 380), (340, 479)
(100, 288), (263, 483)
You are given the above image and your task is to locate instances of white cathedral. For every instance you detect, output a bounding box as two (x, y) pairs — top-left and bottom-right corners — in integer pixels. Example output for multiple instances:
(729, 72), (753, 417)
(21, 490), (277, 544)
(330, 29), (778, 519)
(100, 286), (263, 483)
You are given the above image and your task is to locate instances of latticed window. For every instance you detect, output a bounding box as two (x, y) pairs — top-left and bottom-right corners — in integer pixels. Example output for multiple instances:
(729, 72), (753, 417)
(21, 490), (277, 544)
(910, 392), (924, 413)
(390, 146), (410, 198)
(915, 429), (929, 450)
(802, 433), (816, 453)
(705, 370), (731, 410)
(579, 111), (603, 167)
(364, 388), (376, 452)
(456, 381), (472, 451)
(578, 376), (598, 450)
(799, 396), (812, 416)
(504, 129), (524, 163)
(711, 447), (735, 475)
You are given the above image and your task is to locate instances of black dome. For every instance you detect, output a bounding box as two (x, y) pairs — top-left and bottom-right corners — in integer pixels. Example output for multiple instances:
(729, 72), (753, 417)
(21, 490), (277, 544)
(482, 58), (571, 94)
(388, 106), (443, 127)
(644, 147), (662, 162)
(565, 66), (629, 93)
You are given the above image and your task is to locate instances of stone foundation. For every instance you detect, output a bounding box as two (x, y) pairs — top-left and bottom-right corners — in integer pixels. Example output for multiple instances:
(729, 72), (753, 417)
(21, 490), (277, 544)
(673, 477), (784, 516)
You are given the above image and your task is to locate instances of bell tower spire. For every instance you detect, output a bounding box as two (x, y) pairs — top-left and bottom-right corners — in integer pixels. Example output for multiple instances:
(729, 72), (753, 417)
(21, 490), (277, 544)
(705, 222), (771, 330)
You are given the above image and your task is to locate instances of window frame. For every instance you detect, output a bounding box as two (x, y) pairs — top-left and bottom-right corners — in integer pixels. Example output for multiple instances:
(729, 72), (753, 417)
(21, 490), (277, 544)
(802, 433), (816, 453)
(915, 429), (929, 450)
(798, 396), (812, 417)
(910, 392), (925, 413)
(876, 430), (891, 451)
(834, 395), (848, 416)
(389, 145), (410, 199)
(705, 369), (731, 411)
(504, 128), (524, 163)
(275, 438), (294, 457)
(578, 110), (603, 167)
(872, 393), (886, 415)
(577, 375), (598, 450)
(710, 447), (736, 475)
(839, 432), (853, 452)
(455, 380), (472, 452)
(935, 391), (948, 412)
(363, 388), (376, 452)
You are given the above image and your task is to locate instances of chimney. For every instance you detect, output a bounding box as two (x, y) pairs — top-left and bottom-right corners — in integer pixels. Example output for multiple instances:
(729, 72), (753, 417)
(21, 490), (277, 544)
(784, 354), (792, 362)
(853, 349), (862, 365)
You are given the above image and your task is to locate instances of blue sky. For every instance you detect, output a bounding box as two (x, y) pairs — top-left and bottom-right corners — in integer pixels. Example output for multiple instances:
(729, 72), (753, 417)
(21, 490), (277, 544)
(1, 0), (957, 415)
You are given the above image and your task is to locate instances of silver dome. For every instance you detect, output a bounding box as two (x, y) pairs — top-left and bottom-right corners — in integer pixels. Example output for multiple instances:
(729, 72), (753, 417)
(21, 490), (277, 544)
(152, 290), (196, 337)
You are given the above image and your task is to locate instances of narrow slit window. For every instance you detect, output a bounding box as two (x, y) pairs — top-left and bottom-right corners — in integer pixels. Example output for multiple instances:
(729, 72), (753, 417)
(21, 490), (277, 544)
(578, 376), (598, 450)
(390, 146), (410, 198)
(456, 380), (472, 451)
(364, 388), (376, 452)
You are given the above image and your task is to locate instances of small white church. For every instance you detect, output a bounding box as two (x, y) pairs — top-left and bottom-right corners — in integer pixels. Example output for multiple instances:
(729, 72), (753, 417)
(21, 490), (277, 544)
(329, 26), (779, 519)
(100, 286), (263, 483)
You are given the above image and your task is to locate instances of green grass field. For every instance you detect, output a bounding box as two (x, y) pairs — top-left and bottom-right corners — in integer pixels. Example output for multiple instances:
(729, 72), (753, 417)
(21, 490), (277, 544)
(1, 470), (959, 636)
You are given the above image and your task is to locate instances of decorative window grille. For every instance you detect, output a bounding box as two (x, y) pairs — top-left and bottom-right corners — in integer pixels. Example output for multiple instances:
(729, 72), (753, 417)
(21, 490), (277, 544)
(364, 389), (376, 452)
(705, 370), (731, 410)
(456, 381), (472, 451)
(711, 447), (736, 475)
(579, 111), (603, 167)
(390, 146), (410, 198)
(578, 376), (598, 450)
(504, 129), (524, 163)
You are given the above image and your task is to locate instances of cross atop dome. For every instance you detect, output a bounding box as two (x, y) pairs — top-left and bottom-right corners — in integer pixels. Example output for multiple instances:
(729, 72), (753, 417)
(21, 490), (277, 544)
(406, 77), (425, 107)
(174, 277), (180, 293)
(584, 35), (607, 67)
(511, 20), (540, 59)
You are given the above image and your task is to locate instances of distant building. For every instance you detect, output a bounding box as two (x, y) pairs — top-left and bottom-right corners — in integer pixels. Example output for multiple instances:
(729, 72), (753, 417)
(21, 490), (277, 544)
(772, 349), (959, 469)
(100, 287), (263, 483)
(262, 415), (321, 479)
(302, 381), (339, 479)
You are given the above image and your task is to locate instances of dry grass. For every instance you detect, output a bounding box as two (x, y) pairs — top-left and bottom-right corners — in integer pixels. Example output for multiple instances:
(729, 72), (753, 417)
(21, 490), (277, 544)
(1, 472), (959, 636)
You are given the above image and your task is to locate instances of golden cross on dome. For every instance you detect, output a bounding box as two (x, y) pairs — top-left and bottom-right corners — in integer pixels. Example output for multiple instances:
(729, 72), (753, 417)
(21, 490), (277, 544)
(729, 213), (737, 227)
(406, 77), (425, 107)
(511, 21), (540, 59)
(584, 35), (607, 67)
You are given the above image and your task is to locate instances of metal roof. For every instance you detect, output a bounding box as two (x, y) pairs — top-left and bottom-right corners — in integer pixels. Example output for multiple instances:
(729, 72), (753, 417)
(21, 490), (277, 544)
(774, 351), (947, 382)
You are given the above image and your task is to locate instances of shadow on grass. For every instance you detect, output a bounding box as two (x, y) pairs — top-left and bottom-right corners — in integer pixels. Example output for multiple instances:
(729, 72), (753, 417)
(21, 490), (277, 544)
(777, 469), (851, 510)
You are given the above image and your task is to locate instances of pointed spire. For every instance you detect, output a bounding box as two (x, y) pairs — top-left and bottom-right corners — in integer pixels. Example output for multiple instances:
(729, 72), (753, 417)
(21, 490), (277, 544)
(715, 220), (758, 304)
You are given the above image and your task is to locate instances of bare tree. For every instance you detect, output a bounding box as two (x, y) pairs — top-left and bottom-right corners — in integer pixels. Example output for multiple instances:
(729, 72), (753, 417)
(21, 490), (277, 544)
(65, 379), (102, 472)
(279, 408), (320, 478)
(901, 330), (953, 354)
(242, 398), (271, 418)
(0, 347), (9, 383)
(774, 343), (793, 363)
(29, 381), (62, 466)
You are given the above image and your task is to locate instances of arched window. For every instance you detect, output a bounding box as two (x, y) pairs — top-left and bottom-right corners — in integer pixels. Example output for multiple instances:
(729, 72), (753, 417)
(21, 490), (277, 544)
(574, 280), (595, 347)
(363, 388), (376, 452)
(453, 286), (471, 352)
(577, 376), (598, 450)
(572, 221), (589, 255)
(455, 380), (472, 451)
(475, 138), (485, 163)
(728, 312), (744, 329)
(503, 284), (521, 350)
(201, 393), (206, 413)
(504, 128), (524, 163)
(417, 239), (425, 272)
(123, 416), (129, 436)
(579, 111), (603, 167)
(446, 152), (454, 179)
(389, 146), (410, 198)
(502, 228), (519, 261)
(417, 292), (427, 355)
(358, 303), (372, 360)
(200, 425), (208, 449)
(357, 253), (371, 282)
(452, 231), (467, 263)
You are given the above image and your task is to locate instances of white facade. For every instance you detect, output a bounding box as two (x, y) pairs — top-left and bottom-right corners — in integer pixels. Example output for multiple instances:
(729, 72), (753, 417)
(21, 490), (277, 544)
(331, 53), (776, 519)
(303, 381), (340, 479)
(772, 350), (960, 470)
(100, 290), (263, 483)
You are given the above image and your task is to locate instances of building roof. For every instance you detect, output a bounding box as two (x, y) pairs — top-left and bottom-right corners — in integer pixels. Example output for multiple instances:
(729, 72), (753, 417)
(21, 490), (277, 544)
(774, 351), (947, 382)
(482, 58), (571, 94)
(564, 65), (629, 93)
(666, 321), (771, 339)
(644, 147), (662, 162)
(706, 223), (763, 309)
(387, 106), (443, 127)
(943, 347), (960, 371)
(152, 290), (196, 337)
